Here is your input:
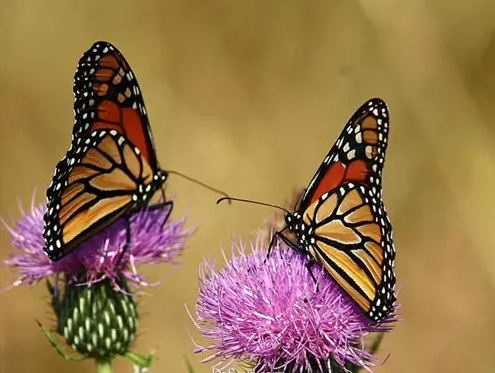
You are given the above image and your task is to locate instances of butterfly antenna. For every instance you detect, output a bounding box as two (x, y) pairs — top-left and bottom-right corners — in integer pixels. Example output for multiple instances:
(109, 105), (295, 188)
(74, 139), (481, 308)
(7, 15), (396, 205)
(166, 170), (231, 201)
(216, 196), (291, 214)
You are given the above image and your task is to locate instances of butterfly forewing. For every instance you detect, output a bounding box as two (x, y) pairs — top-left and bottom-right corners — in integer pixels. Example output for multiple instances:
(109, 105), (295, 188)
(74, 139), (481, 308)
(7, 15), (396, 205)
(43, 129), (160, 261)
(73, 41), (158, 170)
(299, 98), (389, 212)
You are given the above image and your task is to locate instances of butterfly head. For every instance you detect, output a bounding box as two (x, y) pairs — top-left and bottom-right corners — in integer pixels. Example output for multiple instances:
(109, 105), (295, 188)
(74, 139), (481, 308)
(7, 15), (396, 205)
(285, 212), (300, 232)
(134, 169), (169, 206)
(285, 212), (315, 250)
(155, 169), (168, 184)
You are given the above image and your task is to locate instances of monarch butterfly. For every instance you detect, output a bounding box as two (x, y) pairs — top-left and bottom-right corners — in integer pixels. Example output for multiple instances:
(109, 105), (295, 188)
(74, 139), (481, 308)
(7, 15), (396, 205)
(219, 98), (396, 322)
(43, 41), (171, 262)
(43, 41), (227, 262)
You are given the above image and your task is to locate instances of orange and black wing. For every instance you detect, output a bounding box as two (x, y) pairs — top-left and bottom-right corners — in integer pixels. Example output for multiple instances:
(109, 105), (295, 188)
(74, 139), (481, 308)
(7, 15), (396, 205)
(43, 129), (158, 261)
(302, 182), (395, 322)
(298, 98), (389, 212)
(72, 41), (159, 171)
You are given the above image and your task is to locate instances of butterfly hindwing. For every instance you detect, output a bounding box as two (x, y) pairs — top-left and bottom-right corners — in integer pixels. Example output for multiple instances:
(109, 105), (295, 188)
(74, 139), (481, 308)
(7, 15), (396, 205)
(302, 182), (395, 320)
(43, 129), (159, 261)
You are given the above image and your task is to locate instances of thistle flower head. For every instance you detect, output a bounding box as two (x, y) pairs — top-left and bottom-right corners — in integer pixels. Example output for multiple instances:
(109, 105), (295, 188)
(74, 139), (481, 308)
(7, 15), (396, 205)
(2, 195), (192, 366)
(2, 198), (191, 289)
(48, 275), (138, 359)
(193, 232), (396, 372)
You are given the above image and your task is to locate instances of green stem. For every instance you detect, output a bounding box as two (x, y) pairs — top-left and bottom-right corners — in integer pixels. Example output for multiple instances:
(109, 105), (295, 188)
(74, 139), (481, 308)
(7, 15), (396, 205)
(124, 351), (154, 370)
(36, 320), (85, 362)
(95, 358), (113, 373)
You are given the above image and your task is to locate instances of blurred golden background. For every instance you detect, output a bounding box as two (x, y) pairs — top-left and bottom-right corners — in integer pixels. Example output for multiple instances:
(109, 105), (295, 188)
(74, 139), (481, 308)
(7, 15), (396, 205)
(2, 0), (495, 372)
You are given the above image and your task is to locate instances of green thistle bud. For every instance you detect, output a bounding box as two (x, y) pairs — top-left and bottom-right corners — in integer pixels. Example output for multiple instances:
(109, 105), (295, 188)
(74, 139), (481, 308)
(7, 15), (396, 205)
(48, 275), (138, 359)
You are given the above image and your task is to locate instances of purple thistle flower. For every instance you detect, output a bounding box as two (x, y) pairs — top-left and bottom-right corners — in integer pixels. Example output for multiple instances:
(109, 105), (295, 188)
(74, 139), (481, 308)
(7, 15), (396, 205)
(193, 232), (396, 373)
(2, 197), (192, 290)
(1, 193), (192, 369)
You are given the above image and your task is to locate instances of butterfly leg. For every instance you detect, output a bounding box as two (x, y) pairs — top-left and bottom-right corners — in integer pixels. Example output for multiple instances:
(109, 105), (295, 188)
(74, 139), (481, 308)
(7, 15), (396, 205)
(157, 186), (174, 230)
(147, 200), (174, 231)
(265, 229), (282, 261)
(305, 259), (320, 292)
(277, 231), (305, 253)
(265, 228), (304, 263)
(265, 227), (288, 262)
(161, 201), (173, 230)
(115, 218), (132, 268)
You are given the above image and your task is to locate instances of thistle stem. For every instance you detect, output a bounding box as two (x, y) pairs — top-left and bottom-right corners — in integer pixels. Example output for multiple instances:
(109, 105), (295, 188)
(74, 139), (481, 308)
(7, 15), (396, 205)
(95, 358), (113, 373)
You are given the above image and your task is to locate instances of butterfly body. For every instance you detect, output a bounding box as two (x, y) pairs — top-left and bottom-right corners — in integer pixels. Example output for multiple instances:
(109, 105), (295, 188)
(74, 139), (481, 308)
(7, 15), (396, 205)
(278, 98), (396, 322)
(43, 41), (171, 261)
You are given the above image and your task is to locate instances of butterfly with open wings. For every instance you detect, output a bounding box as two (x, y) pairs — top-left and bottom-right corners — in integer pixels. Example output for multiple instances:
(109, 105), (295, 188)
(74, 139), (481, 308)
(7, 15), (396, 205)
(220, 98), (396, 322)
